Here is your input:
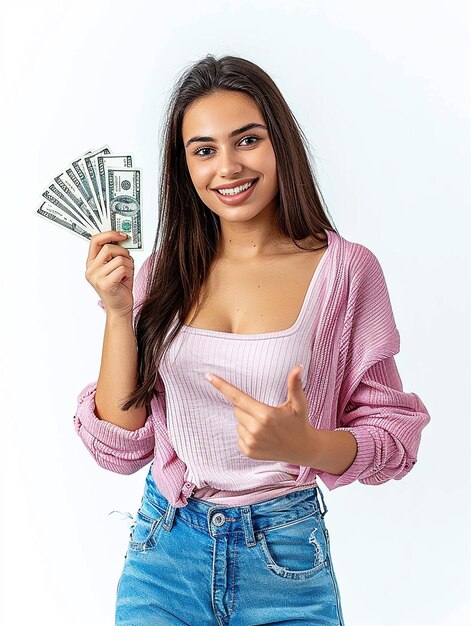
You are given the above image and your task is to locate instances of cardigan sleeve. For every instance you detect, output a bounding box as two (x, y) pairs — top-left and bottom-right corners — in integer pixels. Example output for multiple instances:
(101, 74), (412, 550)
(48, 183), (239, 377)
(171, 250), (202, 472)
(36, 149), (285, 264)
(73, 380), (155, 474)
(316, 245), (431, 490)
(316, 355), (431, 490)
(73, 253), (157, 474)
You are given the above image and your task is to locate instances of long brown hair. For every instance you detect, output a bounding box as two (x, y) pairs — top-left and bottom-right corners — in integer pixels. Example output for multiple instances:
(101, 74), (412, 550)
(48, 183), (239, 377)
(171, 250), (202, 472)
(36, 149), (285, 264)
(120, 53), (338, 412)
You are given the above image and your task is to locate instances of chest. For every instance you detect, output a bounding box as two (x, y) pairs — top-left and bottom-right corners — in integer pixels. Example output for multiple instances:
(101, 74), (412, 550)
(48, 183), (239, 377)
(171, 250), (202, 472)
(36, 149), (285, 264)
(182, 248), (328, 335)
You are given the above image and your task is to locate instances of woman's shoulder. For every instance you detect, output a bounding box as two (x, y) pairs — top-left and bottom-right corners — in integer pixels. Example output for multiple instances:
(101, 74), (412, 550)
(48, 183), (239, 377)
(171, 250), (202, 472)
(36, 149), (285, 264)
(332, 230), (384, 278)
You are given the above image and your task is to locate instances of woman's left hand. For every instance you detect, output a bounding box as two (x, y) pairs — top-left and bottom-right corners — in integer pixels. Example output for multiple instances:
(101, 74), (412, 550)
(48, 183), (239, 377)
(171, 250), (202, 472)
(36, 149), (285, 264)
(204, 365), (317, 465)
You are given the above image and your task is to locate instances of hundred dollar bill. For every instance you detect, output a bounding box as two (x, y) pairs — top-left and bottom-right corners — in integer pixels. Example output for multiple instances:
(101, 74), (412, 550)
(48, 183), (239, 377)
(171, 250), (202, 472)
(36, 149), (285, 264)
(51, 171), (101, 232)
(36, 199), (94, 240)
(54, 147), (99, 225)
(41, 187), (99, 234)
(84, 150), (109, 224)
(97, 154), (133, 223)
(71, 144), (110, 226)
(68, 159), (102, 226)
(105, 167), (142, 249)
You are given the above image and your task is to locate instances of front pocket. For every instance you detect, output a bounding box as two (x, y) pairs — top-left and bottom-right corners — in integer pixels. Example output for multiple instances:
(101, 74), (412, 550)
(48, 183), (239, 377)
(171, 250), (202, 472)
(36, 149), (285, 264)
(255, 509), (328, 580)
(128, 507), (164, 553)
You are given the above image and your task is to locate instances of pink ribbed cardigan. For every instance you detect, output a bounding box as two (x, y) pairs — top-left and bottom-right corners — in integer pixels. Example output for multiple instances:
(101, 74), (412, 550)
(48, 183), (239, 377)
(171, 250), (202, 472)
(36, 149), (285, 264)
(73, 229), (431, 507)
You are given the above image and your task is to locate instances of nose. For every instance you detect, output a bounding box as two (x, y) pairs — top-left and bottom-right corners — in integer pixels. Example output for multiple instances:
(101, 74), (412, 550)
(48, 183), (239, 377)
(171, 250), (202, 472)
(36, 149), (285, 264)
(217, 147), (243, 178)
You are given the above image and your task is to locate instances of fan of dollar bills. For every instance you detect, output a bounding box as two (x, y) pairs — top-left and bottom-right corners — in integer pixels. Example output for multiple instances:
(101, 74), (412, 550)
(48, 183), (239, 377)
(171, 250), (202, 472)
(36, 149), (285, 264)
(35, 145), (143, 249)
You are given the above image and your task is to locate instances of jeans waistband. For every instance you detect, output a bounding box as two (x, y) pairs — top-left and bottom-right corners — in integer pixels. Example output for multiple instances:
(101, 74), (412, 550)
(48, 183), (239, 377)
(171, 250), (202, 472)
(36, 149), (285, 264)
(143, 466), (329, 541)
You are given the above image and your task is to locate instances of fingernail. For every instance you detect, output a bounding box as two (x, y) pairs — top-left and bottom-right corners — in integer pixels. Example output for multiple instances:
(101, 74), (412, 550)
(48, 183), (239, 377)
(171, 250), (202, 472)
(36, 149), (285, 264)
(119, 232), (128, 238)
(296, 364), (304, 379)
(205, 373), (213, 382)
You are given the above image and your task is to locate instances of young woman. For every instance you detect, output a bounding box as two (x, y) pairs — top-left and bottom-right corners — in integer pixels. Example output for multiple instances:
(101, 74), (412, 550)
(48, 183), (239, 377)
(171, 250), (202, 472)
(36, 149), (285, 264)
(74, 54), (431, 625)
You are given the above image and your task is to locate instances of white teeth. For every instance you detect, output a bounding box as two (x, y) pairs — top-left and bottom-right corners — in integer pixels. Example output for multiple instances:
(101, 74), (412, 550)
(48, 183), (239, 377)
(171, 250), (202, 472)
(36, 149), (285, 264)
(217, 180), (254, 196)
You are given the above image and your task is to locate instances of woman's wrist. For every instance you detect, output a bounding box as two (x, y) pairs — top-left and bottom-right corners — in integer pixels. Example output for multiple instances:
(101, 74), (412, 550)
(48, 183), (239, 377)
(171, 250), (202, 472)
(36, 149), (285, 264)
(303, 427), (358, 475)
(105, 309), (134, 326)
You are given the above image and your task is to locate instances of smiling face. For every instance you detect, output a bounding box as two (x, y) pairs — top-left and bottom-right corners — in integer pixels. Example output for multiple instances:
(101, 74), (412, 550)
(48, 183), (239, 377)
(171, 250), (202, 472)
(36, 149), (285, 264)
(182, 90), (279, 229)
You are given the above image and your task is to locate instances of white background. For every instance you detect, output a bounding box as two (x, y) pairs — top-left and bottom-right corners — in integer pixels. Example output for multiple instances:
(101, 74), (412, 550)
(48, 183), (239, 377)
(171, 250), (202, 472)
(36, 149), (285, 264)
(1, 1), (470, 624)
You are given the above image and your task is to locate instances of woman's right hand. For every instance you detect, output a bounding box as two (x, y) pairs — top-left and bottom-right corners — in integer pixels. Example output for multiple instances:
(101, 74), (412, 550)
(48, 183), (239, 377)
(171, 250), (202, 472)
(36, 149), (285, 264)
(85, 231), (135, 318)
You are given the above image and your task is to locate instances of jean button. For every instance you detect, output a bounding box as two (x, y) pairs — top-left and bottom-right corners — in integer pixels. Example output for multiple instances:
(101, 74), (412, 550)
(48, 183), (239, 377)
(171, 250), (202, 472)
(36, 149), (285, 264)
(212, 512), (226, 526)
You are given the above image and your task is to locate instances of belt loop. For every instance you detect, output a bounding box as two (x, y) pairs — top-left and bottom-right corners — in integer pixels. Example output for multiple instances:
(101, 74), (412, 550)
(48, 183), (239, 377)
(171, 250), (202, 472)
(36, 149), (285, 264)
(316, 484), (328, 518)
(162, 500), (176, 532)
(240, 506), (256, 547)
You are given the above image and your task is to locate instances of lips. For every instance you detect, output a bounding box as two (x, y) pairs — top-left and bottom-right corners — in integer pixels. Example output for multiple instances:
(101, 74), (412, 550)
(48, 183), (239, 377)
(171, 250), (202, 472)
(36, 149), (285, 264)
(212, 177), (258, 191)
(211, 177), (259, 205)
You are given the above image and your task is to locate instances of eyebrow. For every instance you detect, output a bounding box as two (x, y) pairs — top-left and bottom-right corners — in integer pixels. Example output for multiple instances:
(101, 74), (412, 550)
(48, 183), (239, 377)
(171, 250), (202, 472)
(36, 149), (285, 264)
(184, 122), (268, 148)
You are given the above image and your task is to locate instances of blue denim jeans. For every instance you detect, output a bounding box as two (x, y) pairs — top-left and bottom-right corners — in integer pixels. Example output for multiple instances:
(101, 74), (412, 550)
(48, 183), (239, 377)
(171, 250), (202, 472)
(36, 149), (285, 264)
(115, 463), (345, 625)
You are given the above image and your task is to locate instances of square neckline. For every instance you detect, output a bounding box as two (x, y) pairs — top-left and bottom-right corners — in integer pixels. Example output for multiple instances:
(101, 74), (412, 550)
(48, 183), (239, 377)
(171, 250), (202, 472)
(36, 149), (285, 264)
(181, 229), (335, 340)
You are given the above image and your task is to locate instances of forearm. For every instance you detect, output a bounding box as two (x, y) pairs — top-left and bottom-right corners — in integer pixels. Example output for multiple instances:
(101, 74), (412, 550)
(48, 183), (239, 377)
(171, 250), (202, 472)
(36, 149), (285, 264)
(303, 428), (358, 475)
(95, 312), (148, 431)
